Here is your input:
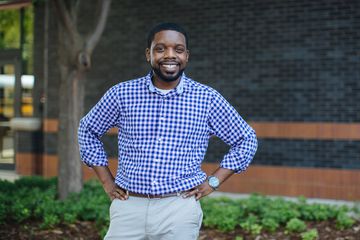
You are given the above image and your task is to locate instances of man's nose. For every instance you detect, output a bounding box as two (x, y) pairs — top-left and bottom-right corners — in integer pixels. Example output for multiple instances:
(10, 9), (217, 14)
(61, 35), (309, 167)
(164, 48), (176, 58)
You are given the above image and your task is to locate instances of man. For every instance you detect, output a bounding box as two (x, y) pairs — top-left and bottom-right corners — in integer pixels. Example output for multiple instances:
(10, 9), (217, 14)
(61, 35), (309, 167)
(78, 22), (257, 240)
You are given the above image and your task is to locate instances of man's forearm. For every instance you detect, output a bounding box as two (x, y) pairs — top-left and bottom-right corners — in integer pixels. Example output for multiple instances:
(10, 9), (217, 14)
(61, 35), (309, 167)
(211, 167), (234, 186)
(92, 166), (115, 185)
(187, 167), (234, 200)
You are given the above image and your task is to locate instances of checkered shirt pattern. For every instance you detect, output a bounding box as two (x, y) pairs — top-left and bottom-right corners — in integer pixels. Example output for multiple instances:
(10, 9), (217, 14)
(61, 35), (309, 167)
(78, 72), (258, 195)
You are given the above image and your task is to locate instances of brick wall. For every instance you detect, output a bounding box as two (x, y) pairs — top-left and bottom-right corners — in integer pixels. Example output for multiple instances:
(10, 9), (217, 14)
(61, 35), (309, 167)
(31, 0), (360, 170)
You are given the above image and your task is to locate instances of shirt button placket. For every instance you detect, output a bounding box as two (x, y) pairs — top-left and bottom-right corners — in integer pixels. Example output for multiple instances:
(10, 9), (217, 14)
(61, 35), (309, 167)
(150, 96), (165, 193)
(157, 97), (166, 143)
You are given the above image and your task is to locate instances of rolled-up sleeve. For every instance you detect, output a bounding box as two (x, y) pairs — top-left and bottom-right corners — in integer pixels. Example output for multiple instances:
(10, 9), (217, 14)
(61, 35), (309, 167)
(207, 91), (258, 173)
(78, 85), (121, 167)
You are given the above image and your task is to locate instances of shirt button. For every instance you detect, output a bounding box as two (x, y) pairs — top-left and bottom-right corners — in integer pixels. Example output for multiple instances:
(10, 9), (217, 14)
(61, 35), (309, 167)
(152, 180), (157, 185)
(160, 117), (165, 121)
(158, 137), (163, 142)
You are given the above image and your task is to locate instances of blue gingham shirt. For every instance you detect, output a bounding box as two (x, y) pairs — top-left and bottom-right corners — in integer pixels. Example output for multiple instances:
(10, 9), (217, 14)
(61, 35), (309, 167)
(78, 72), (257, 195)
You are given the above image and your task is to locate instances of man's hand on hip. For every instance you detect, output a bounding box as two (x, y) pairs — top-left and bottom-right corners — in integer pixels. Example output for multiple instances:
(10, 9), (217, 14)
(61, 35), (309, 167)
(183, 167), (235, 201)
(103, 181), (129, 201)
(184, 182), (214, 201)
(92, 166), (129, 201)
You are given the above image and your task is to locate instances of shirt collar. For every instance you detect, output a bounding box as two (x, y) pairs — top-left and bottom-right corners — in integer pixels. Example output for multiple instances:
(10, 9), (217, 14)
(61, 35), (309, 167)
(145, 71), (187, 95)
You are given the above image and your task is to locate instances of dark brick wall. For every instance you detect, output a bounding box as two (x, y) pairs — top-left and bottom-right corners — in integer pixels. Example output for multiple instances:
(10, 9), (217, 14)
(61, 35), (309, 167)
(254, 139), (360, 169)
(31, 0), (360, 170)
(17, 131), (43, 153)
(80, 0), (360, 122)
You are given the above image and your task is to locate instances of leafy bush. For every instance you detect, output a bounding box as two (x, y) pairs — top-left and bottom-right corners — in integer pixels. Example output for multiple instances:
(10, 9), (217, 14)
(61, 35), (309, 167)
(261, 218), (279, 232)
(301, 229), (318, 240)
(285, 218), (307, 233)
(0, 177), (110, 235)
(202, 197), (244, 232)
(0, 176), (357, 238)
(299, 203), (338, 221)
(336, 212), (355, 230)
(40, 214), (60, 229)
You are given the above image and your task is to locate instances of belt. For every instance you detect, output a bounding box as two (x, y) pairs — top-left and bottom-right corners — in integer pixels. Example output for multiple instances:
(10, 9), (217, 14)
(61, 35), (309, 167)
(127, 191), (184, 199)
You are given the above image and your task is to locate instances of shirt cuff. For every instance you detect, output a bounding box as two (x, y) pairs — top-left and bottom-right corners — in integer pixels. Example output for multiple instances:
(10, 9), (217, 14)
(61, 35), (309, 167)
(220, 155), (251, 174)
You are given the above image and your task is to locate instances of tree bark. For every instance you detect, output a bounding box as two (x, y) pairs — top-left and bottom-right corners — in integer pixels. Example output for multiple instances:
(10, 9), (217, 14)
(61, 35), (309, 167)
(58, 66), (85, 199)
(54, 0), (111, 200)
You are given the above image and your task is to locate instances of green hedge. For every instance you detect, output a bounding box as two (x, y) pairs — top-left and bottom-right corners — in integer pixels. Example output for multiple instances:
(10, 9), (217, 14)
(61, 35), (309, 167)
(0, 177), (357, 239)
(0, 177), (110, 237)
(201, 194), (356, 238)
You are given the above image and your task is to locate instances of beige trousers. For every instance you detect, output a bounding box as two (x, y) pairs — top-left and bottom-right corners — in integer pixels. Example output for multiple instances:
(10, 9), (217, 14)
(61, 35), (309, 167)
(104, 195), (203, 240)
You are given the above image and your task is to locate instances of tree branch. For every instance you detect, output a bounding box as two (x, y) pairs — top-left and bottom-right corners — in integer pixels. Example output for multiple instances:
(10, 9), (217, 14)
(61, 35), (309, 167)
(66, 0), (81, 26)
(86, 0), (112, 53)
(53, 0), (77, 39)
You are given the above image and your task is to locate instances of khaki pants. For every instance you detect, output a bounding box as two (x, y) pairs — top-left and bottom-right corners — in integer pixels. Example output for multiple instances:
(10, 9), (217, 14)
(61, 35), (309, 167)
(104, 195), (203, 240)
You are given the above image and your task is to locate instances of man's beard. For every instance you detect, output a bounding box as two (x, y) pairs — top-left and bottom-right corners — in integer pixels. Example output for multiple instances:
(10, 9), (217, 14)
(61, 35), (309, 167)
(152, 66), (185, 82)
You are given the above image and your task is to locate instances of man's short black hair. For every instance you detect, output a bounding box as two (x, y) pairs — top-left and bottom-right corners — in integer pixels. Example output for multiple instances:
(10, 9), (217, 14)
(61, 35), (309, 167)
(147, 22), (189, 48)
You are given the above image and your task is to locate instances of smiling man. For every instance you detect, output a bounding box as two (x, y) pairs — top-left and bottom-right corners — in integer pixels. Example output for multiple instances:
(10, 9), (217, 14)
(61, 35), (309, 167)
(78, 23), (258, 240)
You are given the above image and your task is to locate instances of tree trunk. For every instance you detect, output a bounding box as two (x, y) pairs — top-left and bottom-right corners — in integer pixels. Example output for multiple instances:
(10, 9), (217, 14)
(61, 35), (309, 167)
(53, 0), (112, 200)
(58, 65), (85, 200)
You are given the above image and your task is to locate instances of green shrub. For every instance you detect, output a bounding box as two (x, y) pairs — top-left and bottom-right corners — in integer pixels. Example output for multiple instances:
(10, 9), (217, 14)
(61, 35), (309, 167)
(301, 229), (318, 240)
(40, 214), (60, 229)
(202, 199), (243, 232)
(336, 212), (355, 230)
(0, 176), (358, 238)
(0, 179), (14, 193)
(261, 218), (279, 232)
(0, 194), (8, 224)
(63, 213), (77, 224)
(240, 214), (262, 235)
(14, 176), (57, 191)
(286, 218), (307, 233)
(261, 198), (300, 224)
(11, 201), (31, 223)
(299, 203), (338, 221)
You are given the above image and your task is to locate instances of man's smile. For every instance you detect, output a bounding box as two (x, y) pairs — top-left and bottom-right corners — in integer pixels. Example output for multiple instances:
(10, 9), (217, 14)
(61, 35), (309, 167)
(160, 62), (179, 72)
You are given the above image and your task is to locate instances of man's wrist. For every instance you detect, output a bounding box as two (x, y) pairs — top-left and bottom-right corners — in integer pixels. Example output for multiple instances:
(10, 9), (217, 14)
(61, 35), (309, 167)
(207, 175), (220, 190)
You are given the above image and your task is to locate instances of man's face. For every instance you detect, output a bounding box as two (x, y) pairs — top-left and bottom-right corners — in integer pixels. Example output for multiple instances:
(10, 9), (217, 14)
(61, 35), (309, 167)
(146, 30), (189, 82)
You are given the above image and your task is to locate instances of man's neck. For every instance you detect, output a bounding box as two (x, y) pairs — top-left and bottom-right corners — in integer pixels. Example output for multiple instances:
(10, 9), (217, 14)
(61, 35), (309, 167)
(152, 75), (180, 90)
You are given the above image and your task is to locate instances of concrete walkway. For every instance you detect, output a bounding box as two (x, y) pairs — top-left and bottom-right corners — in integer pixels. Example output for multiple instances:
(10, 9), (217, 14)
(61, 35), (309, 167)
(210, 191), (359, 211)
(0, 170), (20, 182)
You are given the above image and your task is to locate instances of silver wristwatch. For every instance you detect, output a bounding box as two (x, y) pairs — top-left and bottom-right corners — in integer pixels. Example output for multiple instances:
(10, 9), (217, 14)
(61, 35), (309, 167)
(207, 175), (220, 190)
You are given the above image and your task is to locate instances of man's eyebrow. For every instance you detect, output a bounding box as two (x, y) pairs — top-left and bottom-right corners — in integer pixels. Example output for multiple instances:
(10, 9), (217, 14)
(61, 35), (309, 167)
(151, 43), (187, 49)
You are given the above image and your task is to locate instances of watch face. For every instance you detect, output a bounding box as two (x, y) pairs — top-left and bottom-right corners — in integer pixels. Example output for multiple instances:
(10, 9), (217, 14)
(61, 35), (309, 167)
(209, 176), (220, 188)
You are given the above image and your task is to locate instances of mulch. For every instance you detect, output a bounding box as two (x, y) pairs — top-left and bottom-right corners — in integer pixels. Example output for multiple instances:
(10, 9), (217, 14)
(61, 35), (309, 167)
(1, 219), (359, 240)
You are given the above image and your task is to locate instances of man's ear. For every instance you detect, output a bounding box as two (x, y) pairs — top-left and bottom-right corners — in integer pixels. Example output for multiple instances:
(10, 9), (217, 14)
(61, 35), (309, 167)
(145, 48), (150, 62)
(186, 49), (190, 62)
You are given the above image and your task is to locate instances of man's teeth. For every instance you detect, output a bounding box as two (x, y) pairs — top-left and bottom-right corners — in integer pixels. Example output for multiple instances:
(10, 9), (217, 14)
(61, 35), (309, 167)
(162, 64), (176, 69)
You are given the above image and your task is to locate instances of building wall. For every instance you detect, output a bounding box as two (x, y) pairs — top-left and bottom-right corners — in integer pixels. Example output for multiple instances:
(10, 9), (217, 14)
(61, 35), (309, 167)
(18, 0), (360, 200)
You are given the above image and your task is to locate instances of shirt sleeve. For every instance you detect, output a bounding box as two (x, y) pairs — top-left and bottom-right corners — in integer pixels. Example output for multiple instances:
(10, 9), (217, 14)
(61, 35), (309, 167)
(78, 85), (121, 167)
(207, 91), (258, 173)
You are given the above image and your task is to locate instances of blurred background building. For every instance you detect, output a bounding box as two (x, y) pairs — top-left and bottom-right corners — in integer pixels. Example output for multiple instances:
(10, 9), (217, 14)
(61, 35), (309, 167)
(1, 0), (359, 200)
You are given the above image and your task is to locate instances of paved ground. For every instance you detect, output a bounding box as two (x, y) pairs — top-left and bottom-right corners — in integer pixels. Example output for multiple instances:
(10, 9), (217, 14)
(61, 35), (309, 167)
(0, 170), (19, 182)
(210, 191), (359, 216)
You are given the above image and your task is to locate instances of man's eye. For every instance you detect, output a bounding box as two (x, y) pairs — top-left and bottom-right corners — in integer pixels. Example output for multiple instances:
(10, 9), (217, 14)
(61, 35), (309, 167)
(155, 47), (164, 52)
(176, 48), (185, 53)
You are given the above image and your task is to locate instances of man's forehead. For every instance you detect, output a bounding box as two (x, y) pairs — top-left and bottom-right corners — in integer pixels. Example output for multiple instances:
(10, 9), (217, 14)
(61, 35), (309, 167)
(152, 30), (186, 44)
